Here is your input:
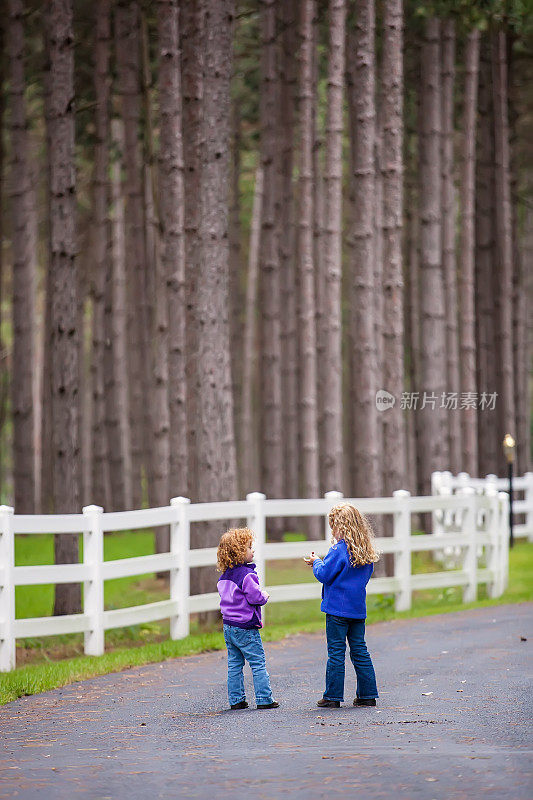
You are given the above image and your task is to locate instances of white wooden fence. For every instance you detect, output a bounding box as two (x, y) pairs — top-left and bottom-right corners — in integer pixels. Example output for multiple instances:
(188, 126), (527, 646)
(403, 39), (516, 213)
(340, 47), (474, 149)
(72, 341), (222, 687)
(432, 470), (533, 541)
(0, 487), (510, 672)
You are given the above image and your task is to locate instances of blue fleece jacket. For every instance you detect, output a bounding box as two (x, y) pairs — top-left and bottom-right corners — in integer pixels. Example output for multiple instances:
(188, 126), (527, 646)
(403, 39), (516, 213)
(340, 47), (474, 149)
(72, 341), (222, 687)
(312, 539), (374, 619)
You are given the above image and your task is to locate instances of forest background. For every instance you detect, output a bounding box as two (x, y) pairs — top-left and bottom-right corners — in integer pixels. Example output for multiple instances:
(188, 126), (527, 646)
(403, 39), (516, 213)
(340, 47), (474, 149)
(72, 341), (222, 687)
(0, 0), (531, 615)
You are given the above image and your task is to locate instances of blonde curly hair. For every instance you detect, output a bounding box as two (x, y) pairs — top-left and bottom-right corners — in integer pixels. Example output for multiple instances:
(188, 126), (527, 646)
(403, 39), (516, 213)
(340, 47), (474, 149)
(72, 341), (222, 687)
(217, 528), (254, 572)
(328, 503), (379, 567)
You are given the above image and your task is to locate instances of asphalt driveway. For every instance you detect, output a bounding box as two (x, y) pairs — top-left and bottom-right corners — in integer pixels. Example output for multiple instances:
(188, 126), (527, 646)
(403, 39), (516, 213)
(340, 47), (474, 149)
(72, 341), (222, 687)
(1, 603), (531, 799)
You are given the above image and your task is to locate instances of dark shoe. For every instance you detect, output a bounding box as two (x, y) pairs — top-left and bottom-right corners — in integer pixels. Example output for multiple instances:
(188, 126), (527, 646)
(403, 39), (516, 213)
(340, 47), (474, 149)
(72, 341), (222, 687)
(317, 698), (341, 708)
(353, 698), (376, 707)
(257, 701), (279, 709)
(230, 700), (249, 710)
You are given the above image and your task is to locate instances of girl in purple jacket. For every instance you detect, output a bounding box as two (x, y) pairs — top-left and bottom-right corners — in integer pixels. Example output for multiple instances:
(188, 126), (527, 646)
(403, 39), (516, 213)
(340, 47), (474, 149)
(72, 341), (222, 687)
(304, 503), (380, 708)
(217, 528), (279, 710)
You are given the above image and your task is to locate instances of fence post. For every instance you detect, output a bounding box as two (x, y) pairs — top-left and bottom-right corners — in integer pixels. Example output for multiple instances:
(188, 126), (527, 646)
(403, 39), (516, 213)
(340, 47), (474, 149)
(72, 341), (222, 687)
(485, 487), (500, 598)
(455, 472), (470, 529)
(0, 506), (15, 672)
(498, 491), (510, 592)
(247, 493), (266, 589)
(392, 490), (411, 612)
(524, 472), (533, 543)
(485, 473), (498, 489)
(324, 491), (343, 544)
(170, 496), (191, 639)
(460, 487), (477, 603)
(83, 505), (104, 657)
(431, 472), (443, 538)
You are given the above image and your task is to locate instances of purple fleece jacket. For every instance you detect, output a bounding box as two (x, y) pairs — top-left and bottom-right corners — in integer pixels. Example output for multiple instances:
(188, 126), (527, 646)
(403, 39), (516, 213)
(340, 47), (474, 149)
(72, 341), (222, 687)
(217, 562), (269, 629)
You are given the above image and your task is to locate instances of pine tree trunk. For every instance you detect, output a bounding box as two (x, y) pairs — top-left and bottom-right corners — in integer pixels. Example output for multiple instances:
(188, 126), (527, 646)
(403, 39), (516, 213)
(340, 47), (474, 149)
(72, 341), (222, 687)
(313, 22), (326, 492)
(115, 0), (146, 509)
(181, 0), (203, 503)
(418, 18), (447, 497)
(458, 28), (480, 475)
(91, 0), (111, 509)
(241, 165), (263, 494)
(322, 0), (345, 494)
(491, 29), (515, 447)
(346, 0), (381, 499)
(103, 257), (122, 511)
(8, 0), (37, 513)
(298, 0), (321, 538)
(405, 171), (420, 495)
(195, 0), (238, 554)
(440, 20), (461, 474)
(509, 41), (530, 475)
(314, 139), (327, 494)
(109, 118), (133, 508)
(229, 99), (243, 488)
(157, 0), (187, 507)
(279, 0), (299, 503)
(373, 120), (384, 484)
(140, 13), (159, 513)
(259, 0), (284, 513)
(519, 191), (533, 472)
(475, 39), (498, 476)
(45, 0), (81, 613)
(40, 271), (53, 512)
(0, 16), (6, 499)
(381, 0), (405, 495)
(80, 263), (92, 508)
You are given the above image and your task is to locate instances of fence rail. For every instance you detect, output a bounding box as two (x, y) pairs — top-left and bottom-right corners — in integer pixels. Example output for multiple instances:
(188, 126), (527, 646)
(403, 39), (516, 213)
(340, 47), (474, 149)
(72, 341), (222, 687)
(432, 470), (533, 541)
(0, 486), (511, 671)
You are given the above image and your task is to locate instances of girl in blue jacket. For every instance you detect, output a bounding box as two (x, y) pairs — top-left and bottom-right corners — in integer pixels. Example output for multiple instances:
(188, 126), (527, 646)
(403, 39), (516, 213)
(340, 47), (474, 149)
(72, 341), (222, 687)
(304, 502), (379, 708)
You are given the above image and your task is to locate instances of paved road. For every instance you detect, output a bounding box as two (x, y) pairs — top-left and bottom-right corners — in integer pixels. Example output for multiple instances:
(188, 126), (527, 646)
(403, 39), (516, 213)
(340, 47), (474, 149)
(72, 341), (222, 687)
(1, 604), (532, 800)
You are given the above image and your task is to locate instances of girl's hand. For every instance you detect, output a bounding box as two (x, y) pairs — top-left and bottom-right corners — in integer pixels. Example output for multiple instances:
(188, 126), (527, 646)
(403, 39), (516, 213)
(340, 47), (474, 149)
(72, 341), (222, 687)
(303, 552), (316, 565)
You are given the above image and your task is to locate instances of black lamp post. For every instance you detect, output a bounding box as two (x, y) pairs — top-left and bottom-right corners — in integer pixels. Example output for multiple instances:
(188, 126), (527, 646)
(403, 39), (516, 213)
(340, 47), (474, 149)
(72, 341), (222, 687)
(503, 434), (516, 548)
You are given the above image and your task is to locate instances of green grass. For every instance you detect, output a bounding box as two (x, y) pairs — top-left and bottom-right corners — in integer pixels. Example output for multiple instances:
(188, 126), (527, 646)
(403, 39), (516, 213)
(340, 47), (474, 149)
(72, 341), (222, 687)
(2, 537), (531, 706)
(15, 531), (162, 619)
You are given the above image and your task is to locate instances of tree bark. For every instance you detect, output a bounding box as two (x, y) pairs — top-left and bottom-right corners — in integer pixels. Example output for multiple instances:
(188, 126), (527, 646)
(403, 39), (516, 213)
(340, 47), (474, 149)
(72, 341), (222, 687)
(440, 19), (461, 474)
(115, 0), (146, 509)
(181, 0), (203, 503)
(322, 0), (345, 494)
(45, 0), (81, 613)
(509, 39), (530, 475)
(259, 0), (284, 512)
(418, 18), (447, 496)
(405, 171), (420, 495)
(157, 0), (187, 508)
(519, 185), (533, 473)
(381, 0), (405, 495)
(107, 117), (133, 509)
(91, 0), (111, 509)
(346, 0), (381, 499)
(80, 260), (92, 508)
(0, 15), (6, 499)
(140, 12), (159, 513)
(241, 165), (263, 493)
(491, 29), (515, 446)
(8, 0), (37, 513)
(195, 0), (238, 505)
(458, 28), (480, 475)
(143, 7), (169, 530)
(475, 39), (498, 476)
(279, 0), (299, 503)
(298, 0), (321, 537)
(229, 98), (243, 488)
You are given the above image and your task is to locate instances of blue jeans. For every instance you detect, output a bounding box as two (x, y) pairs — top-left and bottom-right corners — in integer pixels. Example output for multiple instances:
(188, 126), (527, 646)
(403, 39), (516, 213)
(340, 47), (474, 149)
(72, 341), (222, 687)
(324, 614), (378, 702)
(223, 624), (273, 706)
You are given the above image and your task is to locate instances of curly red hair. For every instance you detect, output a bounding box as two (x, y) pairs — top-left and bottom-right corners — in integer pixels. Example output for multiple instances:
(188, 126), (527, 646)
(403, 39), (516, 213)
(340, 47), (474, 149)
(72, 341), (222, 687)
(217, 528), (254, 572)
